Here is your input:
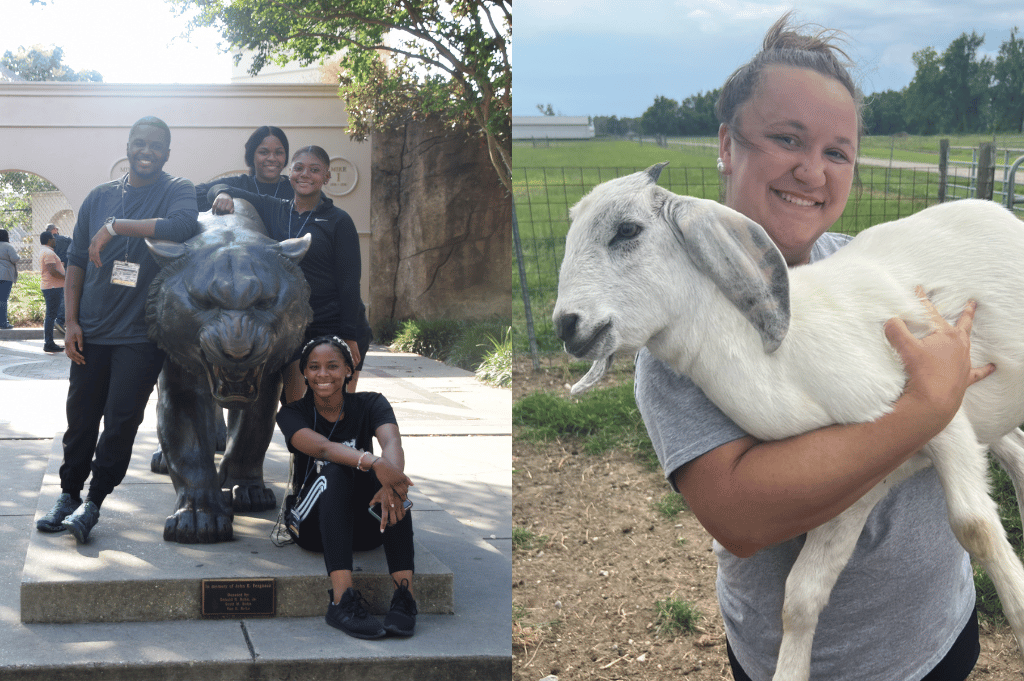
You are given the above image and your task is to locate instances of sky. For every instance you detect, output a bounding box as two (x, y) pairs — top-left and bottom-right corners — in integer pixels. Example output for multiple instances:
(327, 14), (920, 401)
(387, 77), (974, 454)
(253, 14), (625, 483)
(514, 0), (1024, 118)
(0, 0), (233, 83)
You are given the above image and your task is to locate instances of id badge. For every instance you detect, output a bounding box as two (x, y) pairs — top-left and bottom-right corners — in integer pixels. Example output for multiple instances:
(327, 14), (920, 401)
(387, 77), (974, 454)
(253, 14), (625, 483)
(111, 260), (140, 287)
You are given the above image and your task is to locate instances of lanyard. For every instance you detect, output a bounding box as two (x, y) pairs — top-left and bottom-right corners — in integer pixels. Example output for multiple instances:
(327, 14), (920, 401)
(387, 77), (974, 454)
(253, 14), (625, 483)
(288, 201), (314, 238)
(250, 174), (283, 198)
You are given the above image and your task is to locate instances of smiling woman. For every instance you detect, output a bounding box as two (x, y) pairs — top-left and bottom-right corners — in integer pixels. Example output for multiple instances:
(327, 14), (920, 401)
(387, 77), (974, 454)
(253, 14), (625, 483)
(632, 12), (987, 681)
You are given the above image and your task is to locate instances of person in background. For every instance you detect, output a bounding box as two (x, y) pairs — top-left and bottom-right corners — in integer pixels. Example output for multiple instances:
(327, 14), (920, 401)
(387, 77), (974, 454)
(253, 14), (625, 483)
(0, 229), (18, 330)
(207, 145), (372, 401)
(35, 116), (199, 544)
(194, 125), (293, 212)
(38, 230), (65, 353)
(276, 336), (417, 639)
(633, 13), (987, 680)
(46, 224), (72, 335)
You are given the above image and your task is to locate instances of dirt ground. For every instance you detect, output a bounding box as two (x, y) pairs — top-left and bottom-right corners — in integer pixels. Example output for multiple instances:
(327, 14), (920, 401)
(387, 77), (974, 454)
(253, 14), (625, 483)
(512, 358), (1023, 681)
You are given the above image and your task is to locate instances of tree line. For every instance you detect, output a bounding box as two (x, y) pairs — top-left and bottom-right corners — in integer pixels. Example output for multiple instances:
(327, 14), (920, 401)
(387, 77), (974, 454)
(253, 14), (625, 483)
(591, 29), (1024, 138)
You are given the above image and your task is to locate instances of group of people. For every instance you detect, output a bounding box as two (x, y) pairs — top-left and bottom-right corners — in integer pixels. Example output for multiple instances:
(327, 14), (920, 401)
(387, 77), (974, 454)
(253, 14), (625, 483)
(32, 119), (416, 640)
(0, 222), (70, 347)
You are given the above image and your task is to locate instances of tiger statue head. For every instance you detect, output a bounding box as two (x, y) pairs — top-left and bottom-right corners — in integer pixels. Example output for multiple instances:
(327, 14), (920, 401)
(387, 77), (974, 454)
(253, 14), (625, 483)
(145, 199), (313, 405)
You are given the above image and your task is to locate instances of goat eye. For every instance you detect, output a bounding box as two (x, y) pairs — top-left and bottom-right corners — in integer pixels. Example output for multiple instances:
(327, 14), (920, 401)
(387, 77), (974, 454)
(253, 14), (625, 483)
(612, 222), (641, 243)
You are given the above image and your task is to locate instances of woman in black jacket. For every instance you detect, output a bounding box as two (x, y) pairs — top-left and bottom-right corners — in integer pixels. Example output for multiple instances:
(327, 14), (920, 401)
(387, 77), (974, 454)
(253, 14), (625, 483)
(208, 145), (371, 400)
(195, 125), (294, 212)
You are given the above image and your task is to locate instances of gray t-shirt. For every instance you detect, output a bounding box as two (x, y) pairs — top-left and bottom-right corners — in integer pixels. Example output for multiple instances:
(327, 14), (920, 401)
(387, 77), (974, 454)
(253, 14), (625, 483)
(634, 232), (973, 681)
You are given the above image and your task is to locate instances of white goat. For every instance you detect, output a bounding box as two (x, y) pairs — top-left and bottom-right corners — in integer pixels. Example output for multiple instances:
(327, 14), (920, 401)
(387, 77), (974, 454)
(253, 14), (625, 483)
(552, 163), (1024, 681)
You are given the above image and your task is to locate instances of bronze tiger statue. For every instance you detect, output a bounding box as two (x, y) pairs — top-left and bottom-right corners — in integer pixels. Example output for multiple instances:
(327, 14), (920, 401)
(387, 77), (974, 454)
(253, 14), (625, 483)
(146, 199), (312, 543)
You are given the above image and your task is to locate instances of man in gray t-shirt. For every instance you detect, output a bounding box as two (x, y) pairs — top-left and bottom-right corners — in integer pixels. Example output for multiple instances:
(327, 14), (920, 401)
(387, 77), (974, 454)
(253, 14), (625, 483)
(634, 232), (974, 680)
(35, 117), (199, 544)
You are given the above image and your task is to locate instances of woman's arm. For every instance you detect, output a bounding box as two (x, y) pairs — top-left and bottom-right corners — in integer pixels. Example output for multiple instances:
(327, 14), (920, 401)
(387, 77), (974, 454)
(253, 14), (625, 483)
(676, 298), (992, 558)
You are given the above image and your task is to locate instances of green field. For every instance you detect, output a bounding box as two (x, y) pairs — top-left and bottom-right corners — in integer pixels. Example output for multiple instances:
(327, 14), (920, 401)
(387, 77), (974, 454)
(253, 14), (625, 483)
(512, 136), (1024, 347)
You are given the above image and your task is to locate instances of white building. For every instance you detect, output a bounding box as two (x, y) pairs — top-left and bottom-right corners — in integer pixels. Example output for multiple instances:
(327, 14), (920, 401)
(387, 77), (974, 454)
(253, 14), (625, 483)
(512, 115), (594, 140)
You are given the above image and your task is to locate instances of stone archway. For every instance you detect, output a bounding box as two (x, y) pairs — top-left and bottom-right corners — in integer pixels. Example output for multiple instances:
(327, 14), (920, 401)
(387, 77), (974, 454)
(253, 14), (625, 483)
(0, 82), (371, 305)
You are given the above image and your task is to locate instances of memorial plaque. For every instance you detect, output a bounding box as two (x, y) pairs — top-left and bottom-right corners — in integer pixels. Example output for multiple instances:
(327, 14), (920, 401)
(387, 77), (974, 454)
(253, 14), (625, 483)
(202, 578), (276, 618)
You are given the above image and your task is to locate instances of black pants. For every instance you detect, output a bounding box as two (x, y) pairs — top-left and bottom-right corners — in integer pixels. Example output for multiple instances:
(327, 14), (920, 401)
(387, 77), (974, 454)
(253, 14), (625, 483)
(297, 461), (414, 576)
(60, 342), (165, 502)
(727, 607), (979, 681)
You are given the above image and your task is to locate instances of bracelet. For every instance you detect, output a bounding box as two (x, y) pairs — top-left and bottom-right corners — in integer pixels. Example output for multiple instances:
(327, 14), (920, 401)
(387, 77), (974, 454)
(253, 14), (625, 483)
(104, 218), (117, 236)
(356, 451), (370, 472)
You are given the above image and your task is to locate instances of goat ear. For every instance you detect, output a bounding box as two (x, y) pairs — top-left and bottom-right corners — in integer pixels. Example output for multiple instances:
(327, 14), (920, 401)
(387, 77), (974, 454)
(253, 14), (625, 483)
(666, 197), (791, 353)
(645, 162), (670, 183)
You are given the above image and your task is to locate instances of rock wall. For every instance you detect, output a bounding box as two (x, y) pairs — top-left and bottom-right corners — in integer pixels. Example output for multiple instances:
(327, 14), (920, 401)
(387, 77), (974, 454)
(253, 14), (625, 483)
(370, 118), (512, 328)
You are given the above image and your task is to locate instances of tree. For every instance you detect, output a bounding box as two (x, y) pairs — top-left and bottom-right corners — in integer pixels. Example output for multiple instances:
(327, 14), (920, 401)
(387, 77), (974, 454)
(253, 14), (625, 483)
(993, 28), (1024, 132)
(536, 103), (557, 116)
(940, 32), (991, 133)
(1, 45), (102, 82)
(170, 0), (511, 192)
(640, 95), (680, 141)
(862, 89), (907, 136)
(904, 47), (945, 134)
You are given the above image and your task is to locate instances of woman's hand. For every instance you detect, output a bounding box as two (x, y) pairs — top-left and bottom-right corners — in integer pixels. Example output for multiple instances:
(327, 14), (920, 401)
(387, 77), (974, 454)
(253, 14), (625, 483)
(211, 192), (235, 215)
(885, 288), (994, 430)
(368, 457), (413, 532)
(368, 456), (411, 532)
(371, 456), (413, 500)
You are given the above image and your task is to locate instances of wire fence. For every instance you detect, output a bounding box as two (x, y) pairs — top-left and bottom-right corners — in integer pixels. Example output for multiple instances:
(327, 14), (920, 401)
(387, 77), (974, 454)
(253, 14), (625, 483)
(514, 161), (1023, 355)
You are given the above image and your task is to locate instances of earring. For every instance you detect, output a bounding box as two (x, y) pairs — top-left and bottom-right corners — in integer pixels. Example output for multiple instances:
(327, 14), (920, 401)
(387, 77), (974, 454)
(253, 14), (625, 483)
(716, 158), (725, 173)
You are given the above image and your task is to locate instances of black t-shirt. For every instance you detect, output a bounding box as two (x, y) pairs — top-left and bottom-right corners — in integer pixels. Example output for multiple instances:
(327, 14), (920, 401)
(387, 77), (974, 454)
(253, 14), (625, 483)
(276, 390), (398, 493)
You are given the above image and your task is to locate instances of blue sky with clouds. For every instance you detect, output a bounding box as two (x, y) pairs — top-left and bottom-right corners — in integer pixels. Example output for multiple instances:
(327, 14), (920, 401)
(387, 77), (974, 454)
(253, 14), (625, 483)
(513, 1), (1024, 118)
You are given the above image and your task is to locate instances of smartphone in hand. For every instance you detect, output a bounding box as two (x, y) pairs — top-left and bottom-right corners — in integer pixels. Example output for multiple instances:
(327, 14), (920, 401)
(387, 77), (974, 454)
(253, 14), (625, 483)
(368, 499), (413, 522)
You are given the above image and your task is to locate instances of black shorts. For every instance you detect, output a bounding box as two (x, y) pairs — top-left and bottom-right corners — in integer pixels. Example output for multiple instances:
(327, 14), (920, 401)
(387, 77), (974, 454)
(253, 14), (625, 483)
(726, 607), (979, 681)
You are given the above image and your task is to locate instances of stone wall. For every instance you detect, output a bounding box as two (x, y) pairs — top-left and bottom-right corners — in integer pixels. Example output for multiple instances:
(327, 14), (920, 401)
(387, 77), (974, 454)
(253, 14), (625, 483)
(370, 118), (512, 328)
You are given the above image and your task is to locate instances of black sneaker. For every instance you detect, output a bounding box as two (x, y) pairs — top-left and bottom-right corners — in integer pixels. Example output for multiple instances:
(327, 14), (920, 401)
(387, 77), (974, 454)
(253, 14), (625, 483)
(383, 579), (417, 636)
(62, 500), (100, 543)
(325, 588), (386, 639)
(43, 343), (64, 353)
(36, 493), (81, 532)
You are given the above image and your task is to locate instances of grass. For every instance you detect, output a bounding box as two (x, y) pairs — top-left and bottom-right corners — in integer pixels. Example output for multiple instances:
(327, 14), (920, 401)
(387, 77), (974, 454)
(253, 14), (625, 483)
(653, 597), (701, 636)
(512, 526), (548, 552)
(653, 493), (687, 519)
(512, 374), (656, 468)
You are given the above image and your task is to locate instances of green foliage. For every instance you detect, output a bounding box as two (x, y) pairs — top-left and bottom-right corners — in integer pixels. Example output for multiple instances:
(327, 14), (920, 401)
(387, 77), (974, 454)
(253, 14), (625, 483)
(170, 0), (511, 189)
(1, 172), (58, 235)
(475, 327), (511, 387)
(388, 317), (511, 376)
(512, 380), (656, 467)
(8, 274), (45, 326)
(1, 45), (102, 82)
(653, 493), (687, 519)
(653, 597), (701, 636)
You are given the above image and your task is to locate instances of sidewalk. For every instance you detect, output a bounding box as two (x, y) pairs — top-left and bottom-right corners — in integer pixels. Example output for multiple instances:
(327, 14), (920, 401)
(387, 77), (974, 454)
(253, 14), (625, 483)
(0, 328), (512, 679)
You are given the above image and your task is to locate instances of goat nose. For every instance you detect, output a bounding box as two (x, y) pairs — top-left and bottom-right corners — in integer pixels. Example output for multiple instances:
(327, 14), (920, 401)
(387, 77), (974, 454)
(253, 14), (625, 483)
(555, 313), (579, 343)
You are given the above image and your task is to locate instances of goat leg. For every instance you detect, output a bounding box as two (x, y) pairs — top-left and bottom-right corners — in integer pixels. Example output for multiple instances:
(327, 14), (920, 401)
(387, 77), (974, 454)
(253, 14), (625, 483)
(773, 486), (889, 681)
(930, 414), (1024, 655)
